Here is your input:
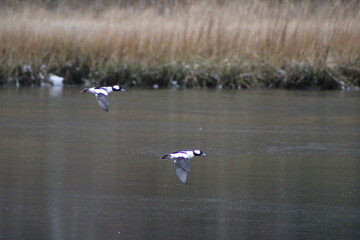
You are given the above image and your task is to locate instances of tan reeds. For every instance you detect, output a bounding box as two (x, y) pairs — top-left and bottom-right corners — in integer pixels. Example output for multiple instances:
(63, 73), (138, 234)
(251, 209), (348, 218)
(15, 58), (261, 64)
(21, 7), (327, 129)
(0, 0), (359, 87)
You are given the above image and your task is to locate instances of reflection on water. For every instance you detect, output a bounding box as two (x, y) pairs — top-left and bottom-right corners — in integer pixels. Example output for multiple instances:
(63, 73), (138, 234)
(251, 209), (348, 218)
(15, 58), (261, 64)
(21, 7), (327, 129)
(0, 87), (359, 239)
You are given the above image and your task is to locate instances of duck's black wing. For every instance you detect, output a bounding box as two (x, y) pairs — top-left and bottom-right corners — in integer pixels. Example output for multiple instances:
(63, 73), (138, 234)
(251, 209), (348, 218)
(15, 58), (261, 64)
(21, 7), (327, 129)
(95, 93), (109, 112)
(174, 158), (190, 184)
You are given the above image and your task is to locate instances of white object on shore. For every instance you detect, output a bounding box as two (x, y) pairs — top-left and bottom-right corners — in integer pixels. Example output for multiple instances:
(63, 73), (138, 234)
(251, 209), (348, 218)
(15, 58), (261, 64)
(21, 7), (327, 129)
(48, 74), (64, 87)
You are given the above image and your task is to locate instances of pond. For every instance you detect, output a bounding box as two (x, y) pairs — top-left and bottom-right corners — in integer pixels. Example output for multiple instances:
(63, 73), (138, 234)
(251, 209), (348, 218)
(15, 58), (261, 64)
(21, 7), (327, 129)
(0, 87), (359, 239)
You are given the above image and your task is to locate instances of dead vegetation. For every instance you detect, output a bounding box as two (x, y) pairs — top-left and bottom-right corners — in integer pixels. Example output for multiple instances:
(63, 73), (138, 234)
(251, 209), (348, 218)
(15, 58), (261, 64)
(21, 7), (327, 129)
(0, 0), (359, 89)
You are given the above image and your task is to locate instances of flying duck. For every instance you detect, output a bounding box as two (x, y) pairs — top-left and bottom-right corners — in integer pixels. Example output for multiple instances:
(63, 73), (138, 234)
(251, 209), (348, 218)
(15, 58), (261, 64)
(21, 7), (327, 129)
(81, 85), (125, 112)
(161, 150), (206, 184)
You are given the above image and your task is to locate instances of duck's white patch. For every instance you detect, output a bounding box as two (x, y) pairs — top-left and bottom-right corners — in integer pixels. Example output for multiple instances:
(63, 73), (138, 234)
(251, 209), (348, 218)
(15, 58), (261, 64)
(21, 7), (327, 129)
(113, 85), (120, 90)
(172, 152), (189, 159)
(193, 150), (201, 155)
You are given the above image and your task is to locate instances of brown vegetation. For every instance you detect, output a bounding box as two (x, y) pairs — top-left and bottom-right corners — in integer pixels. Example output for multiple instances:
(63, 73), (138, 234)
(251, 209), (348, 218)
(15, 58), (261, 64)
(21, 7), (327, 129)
(0, 0), (359, 89)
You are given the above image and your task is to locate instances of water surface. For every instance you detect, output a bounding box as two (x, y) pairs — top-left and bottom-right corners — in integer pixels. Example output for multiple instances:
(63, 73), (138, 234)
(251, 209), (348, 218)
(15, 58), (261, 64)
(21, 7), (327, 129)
(0, 87), (359, 239)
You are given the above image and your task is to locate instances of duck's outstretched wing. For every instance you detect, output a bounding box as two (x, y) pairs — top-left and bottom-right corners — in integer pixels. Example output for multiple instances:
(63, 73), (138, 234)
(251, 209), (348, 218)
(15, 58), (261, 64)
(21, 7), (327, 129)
(95, 92), (109, 112)
(174, 158), (190, 184)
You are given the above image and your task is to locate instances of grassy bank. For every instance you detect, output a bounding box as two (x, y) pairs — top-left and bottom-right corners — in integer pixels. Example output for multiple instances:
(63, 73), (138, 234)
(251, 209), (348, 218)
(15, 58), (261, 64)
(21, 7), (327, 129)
(0, 0), (359, 89)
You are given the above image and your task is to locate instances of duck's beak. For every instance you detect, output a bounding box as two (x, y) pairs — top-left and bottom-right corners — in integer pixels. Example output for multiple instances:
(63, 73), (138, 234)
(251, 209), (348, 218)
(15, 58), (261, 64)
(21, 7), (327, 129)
(121, 89), (126, 91)
(202, 153), (206, 156)
(81, 89), (89, 93)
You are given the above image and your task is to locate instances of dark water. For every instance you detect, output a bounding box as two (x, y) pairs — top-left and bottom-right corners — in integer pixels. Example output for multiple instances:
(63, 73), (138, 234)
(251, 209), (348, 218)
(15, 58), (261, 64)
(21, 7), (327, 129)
(0, 87), (359, 240)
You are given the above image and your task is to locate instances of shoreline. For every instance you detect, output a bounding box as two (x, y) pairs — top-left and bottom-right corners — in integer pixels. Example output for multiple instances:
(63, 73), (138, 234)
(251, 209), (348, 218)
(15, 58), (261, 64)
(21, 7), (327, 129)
(0, 62), (359, 90)
(1, 1), (359, 90)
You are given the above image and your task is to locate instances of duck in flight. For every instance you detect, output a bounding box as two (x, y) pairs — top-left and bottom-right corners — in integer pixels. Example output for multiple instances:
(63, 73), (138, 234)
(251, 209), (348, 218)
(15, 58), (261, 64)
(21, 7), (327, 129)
(161, 150), (206, 184)
(81, 85), (125, 112)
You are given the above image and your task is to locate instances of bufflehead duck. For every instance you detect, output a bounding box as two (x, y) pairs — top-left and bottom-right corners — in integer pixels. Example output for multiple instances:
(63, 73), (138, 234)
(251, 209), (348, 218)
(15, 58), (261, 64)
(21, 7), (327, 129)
(81, 85), (125, 112)
(161, 149), (206, 184)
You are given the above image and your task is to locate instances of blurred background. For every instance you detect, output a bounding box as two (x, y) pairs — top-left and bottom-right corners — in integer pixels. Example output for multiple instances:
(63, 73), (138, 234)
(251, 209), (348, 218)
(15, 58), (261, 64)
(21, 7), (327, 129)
(0, 0), (359, 89)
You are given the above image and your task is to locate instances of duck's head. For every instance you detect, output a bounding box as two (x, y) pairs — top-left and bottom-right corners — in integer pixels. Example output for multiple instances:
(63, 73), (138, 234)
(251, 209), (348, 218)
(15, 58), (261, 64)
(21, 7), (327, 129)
(193, 149), (206, 156)
(112, 85), (125, 92)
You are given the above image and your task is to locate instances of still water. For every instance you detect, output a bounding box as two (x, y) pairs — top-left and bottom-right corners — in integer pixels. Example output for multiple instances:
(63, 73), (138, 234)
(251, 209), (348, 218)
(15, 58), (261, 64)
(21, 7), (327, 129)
(0, 87), (359, 240)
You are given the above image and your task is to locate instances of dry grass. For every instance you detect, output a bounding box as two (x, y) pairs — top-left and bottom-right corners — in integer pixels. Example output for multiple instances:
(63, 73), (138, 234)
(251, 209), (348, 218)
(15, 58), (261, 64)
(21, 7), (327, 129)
(0, 0), (360, 88)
